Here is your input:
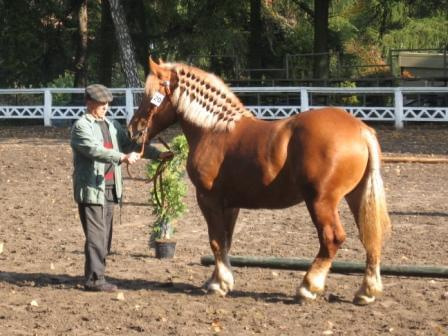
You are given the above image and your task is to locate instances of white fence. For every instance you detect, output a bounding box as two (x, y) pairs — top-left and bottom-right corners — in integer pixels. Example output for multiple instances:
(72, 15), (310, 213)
(0, 87), (447, 129)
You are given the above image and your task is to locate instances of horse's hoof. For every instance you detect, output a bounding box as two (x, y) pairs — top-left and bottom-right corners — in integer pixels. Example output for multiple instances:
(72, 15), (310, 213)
(353, 294), (376, 306)
(207, 283), (228, 297)
(297, 285), (317, 301)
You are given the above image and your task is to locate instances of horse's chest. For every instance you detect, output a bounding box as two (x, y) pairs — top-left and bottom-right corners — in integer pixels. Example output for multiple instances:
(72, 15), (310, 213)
(187, 154), (222, 191)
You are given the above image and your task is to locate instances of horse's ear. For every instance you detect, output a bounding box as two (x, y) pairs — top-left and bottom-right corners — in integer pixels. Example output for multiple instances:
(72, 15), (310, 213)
(149, 57), (168, 79)
(149, 56), (159, 72)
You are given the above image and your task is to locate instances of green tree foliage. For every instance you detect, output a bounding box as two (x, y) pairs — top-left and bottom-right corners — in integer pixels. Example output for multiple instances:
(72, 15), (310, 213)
(345, 0), (448, 50)
(1, 0), (447, 87)
(147, 135), (188, 241)
(0, 0), (73, 86)
(382, 17), (448, 50)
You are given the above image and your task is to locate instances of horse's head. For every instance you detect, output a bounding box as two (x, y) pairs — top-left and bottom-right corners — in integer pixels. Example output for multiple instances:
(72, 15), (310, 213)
(128, 58), (178, 144)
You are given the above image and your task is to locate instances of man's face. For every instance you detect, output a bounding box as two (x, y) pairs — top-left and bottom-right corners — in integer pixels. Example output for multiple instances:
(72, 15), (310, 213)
(87, 100), (109, 120)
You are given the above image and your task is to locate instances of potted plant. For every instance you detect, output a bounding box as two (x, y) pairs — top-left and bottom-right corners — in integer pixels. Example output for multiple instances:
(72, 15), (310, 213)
(147, 134), (189, 258)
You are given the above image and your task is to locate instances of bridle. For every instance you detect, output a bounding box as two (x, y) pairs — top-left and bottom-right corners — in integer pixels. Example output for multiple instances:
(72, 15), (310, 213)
(137, 80), (172, 156)
(127, 80), (173, 209)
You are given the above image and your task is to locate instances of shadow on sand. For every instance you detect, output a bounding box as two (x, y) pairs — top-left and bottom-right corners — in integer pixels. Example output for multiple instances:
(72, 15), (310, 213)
(0, 271), (302, 304)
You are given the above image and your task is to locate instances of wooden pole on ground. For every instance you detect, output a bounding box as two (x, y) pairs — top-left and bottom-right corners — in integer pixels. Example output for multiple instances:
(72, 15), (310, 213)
(382, 155), (448, 163)
(200, 255), (448, 278)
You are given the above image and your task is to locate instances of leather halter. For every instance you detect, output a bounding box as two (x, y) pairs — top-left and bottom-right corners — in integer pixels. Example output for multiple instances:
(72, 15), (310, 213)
(128, 80), (173, 209)
(138, 80), (172, 156)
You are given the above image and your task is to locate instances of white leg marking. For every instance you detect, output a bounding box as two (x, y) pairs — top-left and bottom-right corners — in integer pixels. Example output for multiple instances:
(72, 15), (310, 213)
(217, 260), (234, 291)
(207, 261), (234, 296)
(309, 270), (327, 293)
(297, 268), (328, 301)
(364, 263), (382, 295)
(354, 264), (382, 305)
(297, 285), (317, 300)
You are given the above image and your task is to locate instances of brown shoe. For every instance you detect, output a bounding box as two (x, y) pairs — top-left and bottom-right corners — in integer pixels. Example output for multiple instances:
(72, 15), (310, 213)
(84, 282), (118, 292)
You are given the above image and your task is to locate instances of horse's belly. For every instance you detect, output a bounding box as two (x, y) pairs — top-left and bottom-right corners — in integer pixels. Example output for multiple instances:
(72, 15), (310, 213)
(190, 160), (306, 209)
(222, 182), (304, 209)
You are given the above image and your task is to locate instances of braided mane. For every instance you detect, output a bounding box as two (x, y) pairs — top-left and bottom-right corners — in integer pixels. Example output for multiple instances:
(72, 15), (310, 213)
(160, 63), (254, 131)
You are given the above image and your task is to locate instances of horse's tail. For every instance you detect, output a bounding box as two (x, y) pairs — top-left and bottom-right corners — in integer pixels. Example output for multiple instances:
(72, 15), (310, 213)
(357, 127), (391, 253)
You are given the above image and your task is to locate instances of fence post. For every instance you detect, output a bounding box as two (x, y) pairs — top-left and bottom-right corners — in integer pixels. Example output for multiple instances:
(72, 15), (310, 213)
(300, 87), (309, 112)
(125, 88), (134, 124)
(44, 89), (52, 127)
(394, 88), (404, 129)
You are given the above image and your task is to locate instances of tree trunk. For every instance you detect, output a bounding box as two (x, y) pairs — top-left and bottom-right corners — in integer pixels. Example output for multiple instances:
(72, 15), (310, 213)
(130, 0), (151, 77)
(98, 0), (114, 87)
(107, 0), (141, 88)
(313, 0), (330, 81)
(73, 0), (88, 88)
(248, 0), (263, 79)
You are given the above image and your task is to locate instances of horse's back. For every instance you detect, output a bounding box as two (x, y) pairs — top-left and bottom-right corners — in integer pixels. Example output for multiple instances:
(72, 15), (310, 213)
(293, 107), (366, 136)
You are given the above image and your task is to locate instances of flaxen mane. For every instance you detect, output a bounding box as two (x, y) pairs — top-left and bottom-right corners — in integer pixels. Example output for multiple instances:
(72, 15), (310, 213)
(162, 63), (254, 131)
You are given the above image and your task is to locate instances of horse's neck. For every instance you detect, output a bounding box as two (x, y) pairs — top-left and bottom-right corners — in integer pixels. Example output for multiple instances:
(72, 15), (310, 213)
(178, 117), (209, 149)
(178, 113), (263, 150)
(172, 73), (253, 132)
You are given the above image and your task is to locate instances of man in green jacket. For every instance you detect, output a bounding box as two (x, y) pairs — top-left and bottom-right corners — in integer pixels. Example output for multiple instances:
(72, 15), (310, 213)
(71, 84), (173, 292)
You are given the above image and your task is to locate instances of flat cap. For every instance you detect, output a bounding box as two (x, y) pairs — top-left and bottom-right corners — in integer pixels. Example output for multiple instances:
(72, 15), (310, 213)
(85, 84), (113, 103)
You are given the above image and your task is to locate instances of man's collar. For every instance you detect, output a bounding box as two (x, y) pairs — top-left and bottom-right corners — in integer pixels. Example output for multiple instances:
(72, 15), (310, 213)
(85, 113), (110, 124)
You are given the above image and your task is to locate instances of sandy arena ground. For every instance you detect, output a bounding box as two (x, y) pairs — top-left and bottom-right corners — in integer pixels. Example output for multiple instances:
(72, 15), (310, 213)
(0, 124), (447, 335)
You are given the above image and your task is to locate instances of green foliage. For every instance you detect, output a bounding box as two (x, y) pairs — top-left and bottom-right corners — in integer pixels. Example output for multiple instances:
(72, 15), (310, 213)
(46, 71), (75, 105)
(147, 135), (189, 242)
(0, 0), (74, 87)
(2, 0), (448, 86)
(47, 71), (75, 88)
(382, 17), (448, 50)
(329, 16), (358, 43)
(336, 81), (359, 105)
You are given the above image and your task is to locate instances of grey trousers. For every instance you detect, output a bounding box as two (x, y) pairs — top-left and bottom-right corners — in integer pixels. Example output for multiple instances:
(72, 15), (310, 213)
(78, 187), (117, 286)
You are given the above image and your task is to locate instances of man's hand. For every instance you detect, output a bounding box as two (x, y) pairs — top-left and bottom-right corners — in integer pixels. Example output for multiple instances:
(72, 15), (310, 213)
(159, 151), (174, 161)
(120, 152), (141, 165)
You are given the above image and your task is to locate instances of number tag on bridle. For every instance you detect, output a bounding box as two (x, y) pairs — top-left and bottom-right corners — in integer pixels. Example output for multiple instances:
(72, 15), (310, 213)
(150, 92), (165, 107)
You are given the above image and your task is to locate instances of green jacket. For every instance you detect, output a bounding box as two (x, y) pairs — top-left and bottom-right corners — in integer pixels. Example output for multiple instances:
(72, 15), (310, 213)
(71, 114), (160, 205)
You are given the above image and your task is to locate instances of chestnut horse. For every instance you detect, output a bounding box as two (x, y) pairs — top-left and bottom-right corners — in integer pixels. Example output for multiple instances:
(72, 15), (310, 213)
(129, 59), (391, 305)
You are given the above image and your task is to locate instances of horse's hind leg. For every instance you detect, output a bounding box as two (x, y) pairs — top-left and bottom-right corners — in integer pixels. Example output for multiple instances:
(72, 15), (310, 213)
(197, 192), (239, 296)
(346, 188), (383, 305)
(297, 196), (346, 301)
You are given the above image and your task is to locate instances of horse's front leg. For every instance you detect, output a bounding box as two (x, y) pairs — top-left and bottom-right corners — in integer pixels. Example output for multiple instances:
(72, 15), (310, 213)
(197, 192), (239, 296)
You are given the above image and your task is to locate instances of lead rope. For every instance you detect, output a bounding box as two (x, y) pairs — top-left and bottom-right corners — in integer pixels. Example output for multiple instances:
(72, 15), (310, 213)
(125, 81), (172, 215)
(119, 196), (122, 227)
(127, 80), (172, 178)
(122, 134), (169, 226)
(126, 110), (154, 179)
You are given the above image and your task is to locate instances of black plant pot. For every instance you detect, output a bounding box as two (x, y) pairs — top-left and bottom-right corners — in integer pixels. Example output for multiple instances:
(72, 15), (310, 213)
(154, 240), (177, 259)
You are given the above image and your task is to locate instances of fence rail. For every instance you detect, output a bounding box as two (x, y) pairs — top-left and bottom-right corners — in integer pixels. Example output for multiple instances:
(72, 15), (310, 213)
(1, 87), (447, 129)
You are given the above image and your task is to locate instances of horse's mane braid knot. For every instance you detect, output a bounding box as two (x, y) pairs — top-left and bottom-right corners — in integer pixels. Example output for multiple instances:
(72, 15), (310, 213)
(166, 63), (253, 131)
